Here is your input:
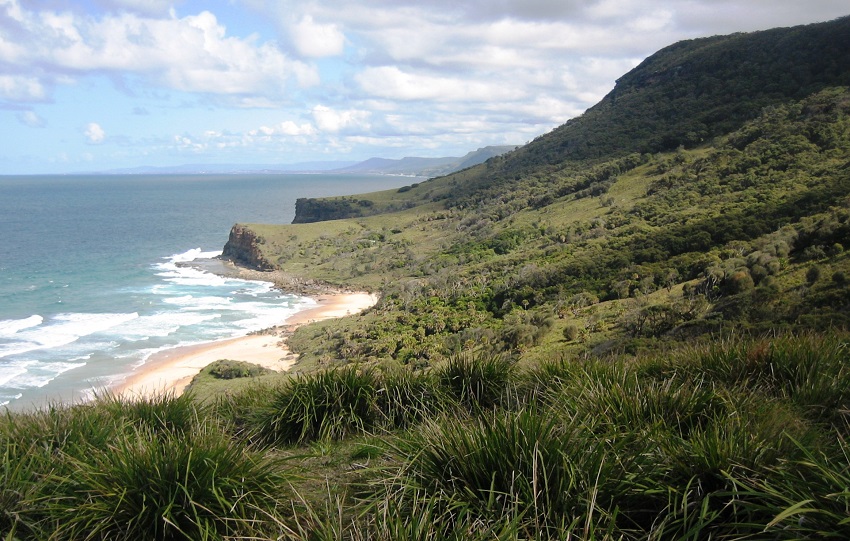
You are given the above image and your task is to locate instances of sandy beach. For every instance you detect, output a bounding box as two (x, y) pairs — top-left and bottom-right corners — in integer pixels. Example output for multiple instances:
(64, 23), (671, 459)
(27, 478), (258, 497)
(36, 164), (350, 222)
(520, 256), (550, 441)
(115, 292), (378, 399)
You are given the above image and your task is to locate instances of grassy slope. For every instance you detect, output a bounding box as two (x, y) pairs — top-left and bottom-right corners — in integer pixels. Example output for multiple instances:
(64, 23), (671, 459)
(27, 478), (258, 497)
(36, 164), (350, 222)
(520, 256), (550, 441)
(233, 86), (850, 372)
(5, 334), (849, 539)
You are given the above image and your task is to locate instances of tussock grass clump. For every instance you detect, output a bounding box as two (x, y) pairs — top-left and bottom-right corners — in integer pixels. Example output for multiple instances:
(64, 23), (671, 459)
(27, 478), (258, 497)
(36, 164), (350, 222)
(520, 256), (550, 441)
(0, 393), (292, 540)
(96, 390), (203, 434)
(250, 366), (381, 445)
(730, 433), (850, 539)
(226, 366), (445, 447)
(559, 364), (728, 438)
(435, 352), (515, 409)
(48, 423), (288, 541)
(285, 485), (519, 541)
(3, 334), (850, 539)
(667, 333), (850, 428)
(394, 407), (653, 537)
(0, 441), (45, 539)
(377, 369), (443, 429)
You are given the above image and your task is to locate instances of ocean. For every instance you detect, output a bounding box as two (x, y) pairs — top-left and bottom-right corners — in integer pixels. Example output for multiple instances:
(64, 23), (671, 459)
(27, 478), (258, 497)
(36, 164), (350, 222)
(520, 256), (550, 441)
(0, 173), (410, 410)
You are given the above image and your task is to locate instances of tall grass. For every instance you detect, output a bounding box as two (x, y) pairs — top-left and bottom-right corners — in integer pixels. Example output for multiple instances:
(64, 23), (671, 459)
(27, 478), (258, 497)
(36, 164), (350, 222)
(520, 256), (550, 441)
(48, 423), (288, 540)
(435, 352), (515, 410)
(249, 366), (381, 446)
(730, 430), (850, 539)
(241, 357), (517, 447)
(2, 334), (849, 539)
(0, 393), (291, 540)
(666, 333), (850, 428)
(0, 441), (45, 539)
(376, 368), (443, 430)
(392, 407), (653, 537)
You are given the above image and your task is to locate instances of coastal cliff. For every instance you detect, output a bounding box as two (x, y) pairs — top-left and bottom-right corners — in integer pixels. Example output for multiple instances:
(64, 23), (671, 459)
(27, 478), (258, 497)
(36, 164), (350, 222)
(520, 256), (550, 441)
(292, 197), (376, 223)
(221, 224), (275, 271)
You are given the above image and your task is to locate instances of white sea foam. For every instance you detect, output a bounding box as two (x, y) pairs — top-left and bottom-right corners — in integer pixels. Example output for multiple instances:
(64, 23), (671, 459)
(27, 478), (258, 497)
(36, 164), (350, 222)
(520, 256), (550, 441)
(0, 394), (22, 407)
(162, 295), (234, 310)
(232, 282), (275, 296)
(0, 315), (43, 337)
(169, 248), (222, 263)
(107, 311), (221, 340)
(7, 360), (87, 389)
(152, 249), (232, 287)
(228, 306), (304, 333)
(155, 267), (231, 287)
(0, 359), (37, 387)
(0, 241), (310, 407)
(0, 312), (138, 358)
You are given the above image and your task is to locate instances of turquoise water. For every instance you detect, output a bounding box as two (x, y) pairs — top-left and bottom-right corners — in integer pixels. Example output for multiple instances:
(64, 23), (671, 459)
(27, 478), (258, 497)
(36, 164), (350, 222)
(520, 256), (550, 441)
(0, 173), (409, 410)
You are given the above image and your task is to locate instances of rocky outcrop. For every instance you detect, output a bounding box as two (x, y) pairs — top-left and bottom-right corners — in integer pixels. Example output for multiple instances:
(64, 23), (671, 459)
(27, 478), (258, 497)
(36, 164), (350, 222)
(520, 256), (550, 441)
(221, 224), (275, 271)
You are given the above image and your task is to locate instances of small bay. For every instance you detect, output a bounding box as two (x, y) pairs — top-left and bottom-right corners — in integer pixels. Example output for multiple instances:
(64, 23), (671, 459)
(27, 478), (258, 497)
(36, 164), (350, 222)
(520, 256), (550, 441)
(0, 173), (408, 409)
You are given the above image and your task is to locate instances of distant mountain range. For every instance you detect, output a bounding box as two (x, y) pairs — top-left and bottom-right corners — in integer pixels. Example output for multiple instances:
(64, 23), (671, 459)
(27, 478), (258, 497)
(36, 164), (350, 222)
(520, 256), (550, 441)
(99, 146), (519, 177)
(328, 146), (519, 176)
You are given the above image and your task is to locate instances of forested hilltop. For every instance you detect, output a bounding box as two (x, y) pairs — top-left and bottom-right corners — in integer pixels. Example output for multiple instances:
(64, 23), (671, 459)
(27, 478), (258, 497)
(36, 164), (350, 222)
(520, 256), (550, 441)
(5, 16), (850, 541)
(225, 15), (850, 365)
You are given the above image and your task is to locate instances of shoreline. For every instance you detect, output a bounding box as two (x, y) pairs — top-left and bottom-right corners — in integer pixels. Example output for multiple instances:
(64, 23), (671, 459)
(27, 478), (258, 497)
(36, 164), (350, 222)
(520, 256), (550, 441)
(114, 272), (378, 399)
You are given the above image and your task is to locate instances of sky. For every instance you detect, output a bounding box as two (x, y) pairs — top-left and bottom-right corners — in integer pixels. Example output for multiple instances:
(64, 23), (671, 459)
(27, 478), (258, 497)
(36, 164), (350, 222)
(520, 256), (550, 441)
(1, 0), (848, 174)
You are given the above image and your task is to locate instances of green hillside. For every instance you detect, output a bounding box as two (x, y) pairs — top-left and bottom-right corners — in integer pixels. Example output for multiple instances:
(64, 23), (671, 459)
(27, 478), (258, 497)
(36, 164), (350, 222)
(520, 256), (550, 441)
(223, 17), (850, 369)
(4, 16), (850, 541)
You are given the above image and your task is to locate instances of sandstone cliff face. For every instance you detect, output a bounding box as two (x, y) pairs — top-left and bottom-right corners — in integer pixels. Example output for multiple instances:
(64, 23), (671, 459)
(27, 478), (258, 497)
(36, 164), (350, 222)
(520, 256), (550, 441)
(221, 224), (275, 271)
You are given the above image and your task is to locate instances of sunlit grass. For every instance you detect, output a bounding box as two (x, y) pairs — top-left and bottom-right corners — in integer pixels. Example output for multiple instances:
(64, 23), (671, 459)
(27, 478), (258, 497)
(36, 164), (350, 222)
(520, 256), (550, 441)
(2, 333), (849, 539)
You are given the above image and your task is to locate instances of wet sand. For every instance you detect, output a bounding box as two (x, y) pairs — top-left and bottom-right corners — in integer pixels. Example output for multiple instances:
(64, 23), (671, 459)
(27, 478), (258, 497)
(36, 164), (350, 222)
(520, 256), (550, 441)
(115, 292), (377, 399)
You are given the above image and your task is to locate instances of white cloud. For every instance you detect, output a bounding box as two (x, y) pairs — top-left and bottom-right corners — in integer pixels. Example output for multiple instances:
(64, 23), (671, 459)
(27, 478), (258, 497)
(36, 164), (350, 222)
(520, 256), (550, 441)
(97, 0), (176, 16)
(16, 110), (46, 127)
(84, 122), (106, 143)
(174, 134), (205, 151)
(356, 66), (525, 102)
(312, 105), (370, 132)
(0, 1), (316, 102)
(249, 121), (316, 137)
(4, 0), (850, 173)
(291, 14), (345, 57)
(0, 75), (47, 101)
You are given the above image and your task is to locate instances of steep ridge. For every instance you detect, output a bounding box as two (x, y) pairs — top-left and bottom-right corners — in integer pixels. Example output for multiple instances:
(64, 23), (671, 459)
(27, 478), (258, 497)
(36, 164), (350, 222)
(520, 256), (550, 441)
(287, 16), (850, 225)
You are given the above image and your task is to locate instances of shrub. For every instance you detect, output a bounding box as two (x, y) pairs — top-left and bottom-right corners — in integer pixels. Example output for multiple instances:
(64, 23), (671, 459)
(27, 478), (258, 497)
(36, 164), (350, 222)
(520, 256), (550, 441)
(807, 264), (822, 284)
(206, 359), (272, 380)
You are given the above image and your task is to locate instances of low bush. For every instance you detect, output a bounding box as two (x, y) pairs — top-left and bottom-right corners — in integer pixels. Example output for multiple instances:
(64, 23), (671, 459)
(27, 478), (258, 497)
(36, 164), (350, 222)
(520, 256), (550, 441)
(205, 358), (273, 379)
